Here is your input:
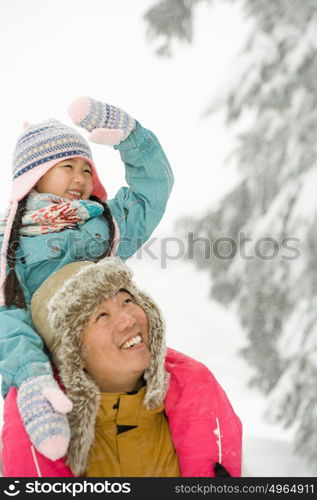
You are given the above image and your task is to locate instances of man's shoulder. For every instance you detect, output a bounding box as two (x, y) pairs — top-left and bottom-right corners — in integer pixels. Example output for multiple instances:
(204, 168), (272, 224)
(165, 347), (216, 382)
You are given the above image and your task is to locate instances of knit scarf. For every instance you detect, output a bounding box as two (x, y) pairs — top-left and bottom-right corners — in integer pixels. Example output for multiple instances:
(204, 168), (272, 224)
(0, 190), (104, 236)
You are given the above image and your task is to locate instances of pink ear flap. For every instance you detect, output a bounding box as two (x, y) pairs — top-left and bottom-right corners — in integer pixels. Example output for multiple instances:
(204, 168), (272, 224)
(23, 121), (31, 130)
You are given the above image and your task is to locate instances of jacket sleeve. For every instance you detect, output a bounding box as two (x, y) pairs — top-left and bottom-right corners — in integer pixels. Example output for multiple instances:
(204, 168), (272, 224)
(0, 305), (53, 395)
(0, 235), (53, 395)
(107, 121), (174, 260)
(165, 349), (243, 477)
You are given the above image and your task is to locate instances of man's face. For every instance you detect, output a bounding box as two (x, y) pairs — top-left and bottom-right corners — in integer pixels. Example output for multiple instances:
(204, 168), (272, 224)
(81, 291), (151, 392)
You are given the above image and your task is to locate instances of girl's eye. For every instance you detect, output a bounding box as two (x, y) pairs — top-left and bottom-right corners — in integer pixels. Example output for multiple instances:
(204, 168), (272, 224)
(63, 164), (72, 169)
(84, 169), (92, 175)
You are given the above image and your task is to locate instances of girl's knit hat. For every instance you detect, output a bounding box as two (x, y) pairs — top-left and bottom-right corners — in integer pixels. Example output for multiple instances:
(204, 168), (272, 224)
(12, 119), (107, 202)
(0, 119), (108, 304)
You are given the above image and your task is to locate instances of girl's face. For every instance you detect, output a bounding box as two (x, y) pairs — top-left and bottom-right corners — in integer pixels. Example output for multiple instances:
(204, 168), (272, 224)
(35, 157), (94, 200)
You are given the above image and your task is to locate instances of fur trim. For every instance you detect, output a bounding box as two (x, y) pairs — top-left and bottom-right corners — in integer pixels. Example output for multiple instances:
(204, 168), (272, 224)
(32, 257), (168, 476)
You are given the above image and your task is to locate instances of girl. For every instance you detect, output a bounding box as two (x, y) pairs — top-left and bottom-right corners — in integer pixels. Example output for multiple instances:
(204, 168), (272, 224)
(0, 96), (174, 461)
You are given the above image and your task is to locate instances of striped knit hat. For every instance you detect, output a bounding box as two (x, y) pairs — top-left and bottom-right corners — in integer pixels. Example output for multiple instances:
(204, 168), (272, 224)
(12, 119), (107, 201)
(0, 119), (110, 305)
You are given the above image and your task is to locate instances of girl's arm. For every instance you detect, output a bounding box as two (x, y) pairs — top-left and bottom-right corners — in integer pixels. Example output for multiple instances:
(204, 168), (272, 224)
(68, 97), (174, 261)
(108, 121), (174, 260)
(0, 305), (53, 395)
(0, 251), (72, 461)
(0, 304), (72, 462)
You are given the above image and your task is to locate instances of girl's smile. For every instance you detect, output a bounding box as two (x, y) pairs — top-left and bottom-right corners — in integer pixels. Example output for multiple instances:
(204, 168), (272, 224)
(35, 157), (94, 200)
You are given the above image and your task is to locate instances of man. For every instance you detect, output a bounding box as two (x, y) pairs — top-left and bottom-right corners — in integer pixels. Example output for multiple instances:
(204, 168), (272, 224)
(1, 258), (243, 477)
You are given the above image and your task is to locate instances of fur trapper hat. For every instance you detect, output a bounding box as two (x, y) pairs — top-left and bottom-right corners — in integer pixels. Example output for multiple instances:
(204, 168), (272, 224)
(31, 257), (169, 476)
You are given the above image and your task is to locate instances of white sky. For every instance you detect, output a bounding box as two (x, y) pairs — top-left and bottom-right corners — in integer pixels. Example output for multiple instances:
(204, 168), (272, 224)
(0, 0), (246, 232)
(0, 0), (302, 475)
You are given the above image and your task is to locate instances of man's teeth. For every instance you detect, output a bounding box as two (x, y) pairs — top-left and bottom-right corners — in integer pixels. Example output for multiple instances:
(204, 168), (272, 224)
(120, 335), (142, 350)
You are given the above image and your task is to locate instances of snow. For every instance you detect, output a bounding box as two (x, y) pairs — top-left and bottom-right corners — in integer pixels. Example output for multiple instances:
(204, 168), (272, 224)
(292, 169), (317, 220)
(284, 18), (317, 73)
(244, 438), (315, 477)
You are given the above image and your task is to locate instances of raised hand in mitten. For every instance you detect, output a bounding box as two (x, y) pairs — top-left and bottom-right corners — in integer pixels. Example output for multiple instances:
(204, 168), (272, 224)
(17, 374), (73, 461)
(68, 96), (136, 146)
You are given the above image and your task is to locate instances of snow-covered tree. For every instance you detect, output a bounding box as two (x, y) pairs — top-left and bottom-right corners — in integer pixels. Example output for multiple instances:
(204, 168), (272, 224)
(144, 0), (317, 469)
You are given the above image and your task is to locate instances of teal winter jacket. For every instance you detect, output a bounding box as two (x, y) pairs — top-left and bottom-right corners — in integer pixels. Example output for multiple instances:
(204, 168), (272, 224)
(0, 122), (174, 395)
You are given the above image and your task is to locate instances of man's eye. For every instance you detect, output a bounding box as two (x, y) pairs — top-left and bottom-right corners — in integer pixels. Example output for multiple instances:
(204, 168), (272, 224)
(123, 298), (133, 305)
(97, 312), (108, 320)
(63, 164), (72, 169)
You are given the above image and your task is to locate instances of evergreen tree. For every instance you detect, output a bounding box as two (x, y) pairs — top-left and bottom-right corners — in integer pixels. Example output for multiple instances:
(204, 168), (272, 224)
(144, 0), (317, 468)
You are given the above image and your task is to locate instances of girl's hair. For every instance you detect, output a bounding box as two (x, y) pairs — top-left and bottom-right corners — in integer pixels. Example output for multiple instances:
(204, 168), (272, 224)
(4, 194), (115, 310)
(4, 197), (28, 309)
(89, 195), (116, 259)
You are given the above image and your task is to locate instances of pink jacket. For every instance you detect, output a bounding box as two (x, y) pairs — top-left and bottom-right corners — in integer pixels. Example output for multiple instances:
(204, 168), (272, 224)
(2, 348), (242, 477)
